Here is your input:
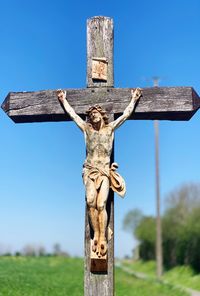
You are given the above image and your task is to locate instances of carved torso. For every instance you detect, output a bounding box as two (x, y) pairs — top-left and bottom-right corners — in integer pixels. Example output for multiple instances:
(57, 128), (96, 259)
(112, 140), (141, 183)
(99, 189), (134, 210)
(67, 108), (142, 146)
(84, 124), (114, 169)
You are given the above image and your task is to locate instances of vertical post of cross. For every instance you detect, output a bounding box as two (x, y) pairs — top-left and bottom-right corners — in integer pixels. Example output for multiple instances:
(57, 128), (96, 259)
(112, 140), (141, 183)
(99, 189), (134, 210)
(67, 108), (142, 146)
(84, 16), (114, 296)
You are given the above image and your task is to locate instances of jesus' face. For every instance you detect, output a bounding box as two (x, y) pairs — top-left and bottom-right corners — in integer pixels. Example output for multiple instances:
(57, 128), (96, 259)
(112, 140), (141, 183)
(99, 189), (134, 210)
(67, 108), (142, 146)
(89, 109), (103, 124)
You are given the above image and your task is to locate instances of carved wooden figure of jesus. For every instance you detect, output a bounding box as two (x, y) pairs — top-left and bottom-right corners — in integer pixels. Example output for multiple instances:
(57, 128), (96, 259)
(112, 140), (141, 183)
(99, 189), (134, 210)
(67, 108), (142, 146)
(57, 88), (142, 258)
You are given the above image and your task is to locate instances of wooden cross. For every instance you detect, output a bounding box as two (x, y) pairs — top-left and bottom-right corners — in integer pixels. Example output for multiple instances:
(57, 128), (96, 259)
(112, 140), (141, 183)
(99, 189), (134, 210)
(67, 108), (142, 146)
(2, 16), (200, 296)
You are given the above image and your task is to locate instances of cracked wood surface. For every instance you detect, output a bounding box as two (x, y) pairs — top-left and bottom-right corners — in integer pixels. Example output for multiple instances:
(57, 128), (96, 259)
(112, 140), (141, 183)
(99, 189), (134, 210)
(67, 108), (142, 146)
(2, 87), (200, 123)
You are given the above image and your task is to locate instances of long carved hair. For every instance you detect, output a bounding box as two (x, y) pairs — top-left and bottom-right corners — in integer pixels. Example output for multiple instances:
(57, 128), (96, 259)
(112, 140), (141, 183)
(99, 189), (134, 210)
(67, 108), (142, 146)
(86, 105), (109, 125)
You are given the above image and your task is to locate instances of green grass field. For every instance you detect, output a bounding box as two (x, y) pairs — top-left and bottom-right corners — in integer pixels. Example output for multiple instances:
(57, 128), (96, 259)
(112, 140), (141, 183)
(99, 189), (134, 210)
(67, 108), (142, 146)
(0, 256), (188, 296)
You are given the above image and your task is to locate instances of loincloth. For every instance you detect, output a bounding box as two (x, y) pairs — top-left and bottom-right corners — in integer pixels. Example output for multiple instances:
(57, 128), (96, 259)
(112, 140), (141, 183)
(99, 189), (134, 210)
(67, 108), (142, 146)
(82, 163), (126, 198)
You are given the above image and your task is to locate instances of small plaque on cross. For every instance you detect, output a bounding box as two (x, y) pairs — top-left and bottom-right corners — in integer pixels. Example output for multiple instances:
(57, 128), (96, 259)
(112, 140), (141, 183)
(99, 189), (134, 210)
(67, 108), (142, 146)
(92, 57), (108, 81)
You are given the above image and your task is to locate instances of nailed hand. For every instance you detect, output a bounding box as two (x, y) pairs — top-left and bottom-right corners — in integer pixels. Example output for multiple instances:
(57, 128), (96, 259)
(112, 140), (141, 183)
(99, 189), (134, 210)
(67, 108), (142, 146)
(57, 89), (66, 103)
(131, 88), (142, 101)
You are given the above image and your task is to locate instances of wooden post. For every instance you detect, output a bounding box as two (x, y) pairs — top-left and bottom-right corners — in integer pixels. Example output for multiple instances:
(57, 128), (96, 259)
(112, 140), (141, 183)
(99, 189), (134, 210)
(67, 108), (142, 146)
(84, 16), (114, 296)
(87, 16), (113, 88)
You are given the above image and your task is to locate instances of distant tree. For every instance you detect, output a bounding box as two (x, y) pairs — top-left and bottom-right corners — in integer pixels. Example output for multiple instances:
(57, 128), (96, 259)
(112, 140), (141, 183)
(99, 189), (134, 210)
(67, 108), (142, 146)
(53, 243), (62, 256)
(135, 216), (156, 260)
(123, 209), (143, 235)
(162, 183), (200, 269)
(123, 183), (200, 271)
(60, 251), (70, 257)
(52, 243), (70, 257)
(4, 252), (12, 256)
(0, 244), (12, 256)
(123, 209), (156, 260)
(184, 207), (200, 271)
(23, 244), (36, 256)
(37, 245), (46, 256)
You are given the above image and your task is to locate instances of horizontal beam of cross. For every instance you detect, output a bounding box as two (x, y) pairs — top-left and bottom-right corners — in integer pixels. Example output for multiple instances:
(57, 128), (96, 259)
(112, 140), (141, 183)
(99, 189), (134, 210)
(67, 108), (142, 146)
(2, 87), (200, 123)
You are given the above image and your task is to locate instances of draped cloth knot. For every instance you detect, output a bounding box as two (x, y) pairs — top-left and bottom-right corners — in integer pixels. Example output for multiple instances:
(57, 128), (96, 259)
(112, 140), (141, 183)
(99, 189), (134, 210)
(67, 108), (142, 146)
(109, 163), (126, 198)
(82, 162), (126, 198)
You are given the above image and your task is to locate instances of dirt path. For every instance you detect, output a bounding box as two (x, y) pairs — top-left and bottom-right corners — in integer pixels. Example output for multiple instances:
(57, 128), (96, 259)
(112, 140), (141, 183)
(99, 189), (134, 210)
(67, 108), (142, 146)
(186, 289), (200, 296)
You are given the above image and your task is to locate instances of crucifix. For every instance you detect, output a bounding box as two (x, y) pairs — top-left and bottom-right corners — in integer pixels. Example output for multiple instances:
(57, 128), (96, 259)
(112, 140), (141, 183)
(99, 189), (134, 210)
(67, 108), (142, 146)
(2, 16), (200, 296)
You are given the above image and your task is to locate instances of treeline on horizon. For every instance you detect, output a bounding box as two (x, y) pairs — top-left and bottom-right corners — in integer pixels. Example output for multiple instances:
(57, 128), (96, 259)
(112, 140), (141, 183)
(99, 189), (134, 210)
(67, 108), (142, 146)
(123, 183), (200, 272)
(0, 243), (70, 257)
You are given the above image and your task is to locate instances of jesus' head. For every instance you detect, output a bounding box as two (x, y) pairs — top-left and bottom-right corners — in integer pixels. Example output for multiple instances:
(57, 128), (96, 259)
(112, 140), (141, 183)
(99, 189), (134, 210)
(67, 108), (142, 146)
(86, 105), (109, 126)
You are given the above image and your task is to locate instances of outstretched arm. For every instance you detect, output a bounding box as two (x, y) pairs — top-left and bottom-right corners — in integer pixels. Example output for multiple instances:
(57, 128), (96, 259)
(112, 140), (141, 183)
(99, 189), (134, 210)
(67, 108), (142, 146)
(110, 88), (142, 130)
(57, 90), (86, 132)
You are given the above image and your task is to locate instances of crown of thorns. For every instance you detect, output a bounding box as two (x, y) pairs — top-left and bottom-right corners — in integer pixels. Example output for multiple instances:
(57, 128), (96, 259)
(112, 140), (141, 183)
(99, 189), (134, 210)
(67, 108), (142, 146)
(86, 105), (109, 124)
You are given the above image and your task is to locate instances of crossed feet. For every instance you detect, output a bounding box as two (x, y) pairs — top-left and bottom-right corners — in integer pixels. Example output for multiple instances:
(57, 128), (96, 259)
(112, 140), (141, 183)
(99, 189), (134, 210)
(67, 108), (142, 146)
(92, 235), (107, 257)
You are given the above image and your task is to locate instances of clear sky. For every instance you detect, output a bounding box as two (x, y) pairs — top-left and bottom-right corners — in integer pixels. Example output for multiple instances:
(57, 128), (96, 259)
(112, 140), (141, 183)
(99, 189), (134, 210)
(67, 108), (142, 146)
(1, 0), (200, 257)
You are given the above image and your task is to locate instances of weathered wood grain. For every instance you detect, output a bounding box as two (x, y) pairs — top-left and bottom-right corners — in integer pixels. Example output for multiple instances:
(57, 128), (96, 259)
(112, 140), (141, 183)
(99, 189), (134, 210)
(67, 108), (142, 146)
(87, 16), (113, 88)
(2, 87), (200, 123)
(85, 16), (114, 296)
(85, 17), (115, 296)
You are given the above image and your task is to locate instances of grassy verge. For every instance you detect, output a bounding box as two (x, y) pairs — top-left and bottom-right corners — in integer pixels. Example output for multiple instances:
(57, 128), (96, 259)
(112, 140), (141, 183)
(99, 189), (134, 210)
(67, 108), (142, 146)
(164, 266), (200, 291)
(116, 267), (187, 296)
(122, 259), (156, 277)
(0, 256), (188, 296)
(122, 259), (200, 291)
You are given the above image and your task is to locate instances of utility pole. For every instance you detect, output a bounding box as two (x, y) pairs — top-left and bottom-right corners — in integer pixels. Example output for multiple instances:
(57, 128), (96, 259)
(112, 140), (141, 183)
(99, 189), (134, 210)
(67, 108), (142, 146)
(153, 76), (163, 278)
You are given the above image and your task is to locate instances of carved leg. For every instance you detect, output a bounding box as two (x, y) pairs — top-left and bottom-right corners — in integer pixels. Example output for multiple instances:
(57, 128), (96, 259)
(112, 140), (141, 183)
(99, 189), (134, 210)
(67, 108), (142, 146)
(98, 208), (107, 256)
(86, 179), (99, 252)
(89, 207), (100, 252)
(97, 177), (110, 257)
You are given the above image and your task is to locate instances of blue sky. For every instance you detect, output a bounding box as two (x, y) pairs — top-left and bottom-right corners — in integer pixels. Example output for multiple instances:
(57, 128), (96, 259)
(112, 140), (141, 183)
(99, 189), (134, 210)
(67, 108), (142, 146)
(1, 0), (200, 257)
